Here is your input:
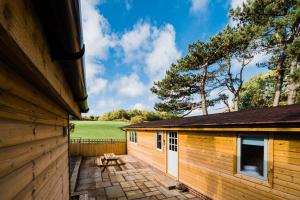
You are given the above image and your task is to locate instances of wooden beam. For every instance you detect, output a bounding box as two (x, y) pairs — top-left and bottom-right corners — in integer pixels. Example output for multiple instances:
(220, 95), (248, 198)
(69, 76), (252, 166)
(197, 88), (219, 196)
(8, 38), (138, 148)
(124, 127), (300, 132)
(0, 0), (81, 117)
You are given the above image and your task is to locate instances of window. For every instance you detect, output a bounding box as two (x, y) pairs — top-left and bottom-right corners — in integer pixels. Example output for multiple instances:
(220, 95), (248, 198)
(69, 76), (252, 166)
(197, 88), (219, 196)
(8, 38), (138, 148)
(237, 134), (268, 180)
(168, 131), (177, 152)
(156, 131), (162, 150)
(129, 131), (137, 143)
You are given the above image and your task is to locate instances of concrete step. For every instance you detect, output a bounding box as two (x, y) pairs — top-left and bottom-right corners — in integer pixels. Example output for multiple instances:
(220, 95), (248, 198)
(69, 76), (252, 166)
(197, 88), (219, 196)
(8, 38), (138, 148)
(154, 174), (179, 190)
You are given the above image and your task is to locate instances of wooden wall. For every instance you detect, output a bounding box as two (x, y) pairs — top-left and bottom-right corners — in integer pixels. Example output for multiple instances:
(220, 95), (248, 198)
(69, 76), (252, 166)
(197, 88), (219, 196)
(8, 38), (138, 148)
(127, 131), (166, 172)
(0, 63), (70, 200)
(0, 1), (76, 199)
(179, 131), (300, 200)
(70, 142), (127, 157)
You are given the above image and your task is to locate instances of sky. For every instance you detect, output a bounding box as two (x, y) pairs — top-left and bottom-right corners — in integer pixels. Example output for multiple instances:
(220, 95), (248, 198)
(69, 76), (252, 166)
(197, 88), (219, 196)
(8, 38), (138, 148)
(81, 0), (267, 116)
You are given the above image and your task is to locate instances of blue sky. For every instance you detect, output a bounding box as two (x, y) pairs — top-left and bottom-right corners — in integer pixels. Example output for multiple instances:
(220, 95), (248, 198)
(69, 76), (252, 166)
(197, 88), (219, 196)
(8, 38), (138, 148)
(81, 0), (266, 116)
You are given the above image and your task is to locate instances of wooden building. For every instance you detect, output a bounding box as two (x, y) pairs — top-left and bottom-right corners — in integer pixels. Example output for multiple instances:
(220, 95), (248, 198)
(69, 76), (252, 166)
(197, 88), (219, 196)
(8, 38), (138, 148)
(0, 0), (88, 199)
(123, 105), (300, 200)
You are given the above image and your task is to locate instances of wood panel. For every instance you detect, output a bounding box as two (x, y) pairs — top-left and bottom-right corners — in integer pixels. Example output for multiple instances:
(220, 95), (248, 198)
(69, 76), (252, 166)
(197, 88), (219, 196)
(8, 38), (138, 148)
(0, 0), (80, 117)
(0, 61), (68, 118)
(0, 89), (68, 126)
(0, 1), (73, 199)
(70, 142), (127, 157)
(127, 130), (166, 172)
(0, 119), (63, 148)
(178, 131), (300, 200)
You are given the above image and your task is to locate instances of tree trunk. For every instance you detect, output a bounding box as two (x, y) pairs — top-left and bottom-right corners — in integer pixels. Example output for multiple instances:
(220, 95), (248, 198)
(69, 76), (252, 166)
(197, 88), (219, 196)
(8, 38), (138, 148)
(233, 95), (240, 111)
(273, 57), (285, 107)
(200, 92), (208, 115)
(287, 56), (299, 105)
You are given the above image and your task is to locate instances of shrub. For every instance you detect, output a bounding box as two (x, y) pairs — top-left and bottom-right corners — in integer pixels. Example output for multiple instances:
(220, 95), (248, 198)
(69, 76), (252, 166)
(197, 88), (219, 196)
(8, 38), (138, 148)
(130, 115), (145, 124)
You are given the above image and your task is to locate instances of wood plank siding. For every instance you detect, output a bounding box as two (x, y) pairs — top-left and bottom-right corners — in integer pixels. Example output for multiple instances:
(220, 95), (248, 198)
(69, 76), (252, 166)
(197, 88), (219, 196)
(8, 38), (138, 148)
(127, 131), (167, 172)
(128, 130), (300, 200)
(0, 1), (78, 199)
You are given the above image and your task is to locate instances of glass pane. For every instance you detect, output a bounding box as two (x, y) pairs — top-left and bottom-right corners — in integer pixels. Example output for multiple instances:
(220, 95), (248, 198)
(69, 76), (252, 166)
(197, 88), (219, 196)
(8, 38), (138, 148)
(175, 145), (177, 152)
(241, 143), (264, 177)
(242, 136), (264, 146)
(157, 141), (161, 149)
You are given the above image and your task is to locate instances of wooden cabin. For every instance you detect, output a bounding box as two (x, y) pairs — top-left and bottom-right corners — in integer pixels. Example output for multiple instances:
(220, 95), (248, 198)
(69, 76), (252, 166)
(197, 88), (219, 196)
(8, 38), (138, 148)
(123, 105), (300, 200)
(0, 0), (88, 199)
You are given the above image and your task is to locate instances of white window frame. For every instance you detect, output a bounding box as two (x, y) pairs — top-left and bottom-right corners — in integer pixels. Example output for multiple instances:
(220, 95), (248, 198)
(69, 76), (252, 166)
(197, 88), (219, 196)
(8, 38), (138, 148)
(237, 134), (268, 181)
(156, 131), (163, 150)
(129, 131), (137, 143)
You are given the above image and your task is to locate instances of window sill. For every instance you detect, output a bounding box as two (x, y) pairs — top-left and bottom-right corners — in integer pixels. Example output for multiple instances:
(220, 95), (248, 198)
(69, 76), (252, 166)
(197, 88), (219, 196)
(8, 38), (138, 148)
(129, 142), (137, 145)
(234, 173), (272, 188)
(156, 148), (163, 152)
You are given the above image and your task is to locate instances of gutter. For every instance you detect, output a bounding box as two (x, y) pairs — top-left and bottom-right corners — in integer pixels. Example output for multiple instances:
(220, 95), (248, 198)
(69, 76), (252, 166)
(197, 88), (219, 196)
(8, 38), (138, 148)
(33, 0), (89, 114)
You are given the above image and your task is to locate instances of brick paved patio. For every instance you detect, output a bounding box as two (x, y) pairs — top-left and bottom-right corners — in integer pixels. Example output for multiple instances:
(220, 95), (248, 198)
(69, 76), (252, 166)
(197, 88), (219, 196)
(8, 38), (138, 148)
(75, 155), (201, 200)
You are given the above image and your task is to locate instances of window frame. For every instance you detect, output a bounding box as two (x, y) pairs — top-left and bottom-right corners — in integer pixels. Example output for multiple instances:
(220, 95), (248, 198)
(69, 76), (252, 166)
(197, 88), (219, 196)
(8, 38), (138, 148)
(237, 134), (268, 181)
(156, 131), (163, 150)
(129, 131), (137, 143)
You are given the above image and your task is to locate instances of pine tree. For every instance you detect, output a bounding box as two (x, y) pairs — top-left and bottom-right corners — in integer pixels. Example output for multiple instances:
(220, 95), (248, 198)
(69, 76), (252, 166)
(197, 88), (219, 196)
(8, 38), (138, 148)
(230, 0), (300, 105)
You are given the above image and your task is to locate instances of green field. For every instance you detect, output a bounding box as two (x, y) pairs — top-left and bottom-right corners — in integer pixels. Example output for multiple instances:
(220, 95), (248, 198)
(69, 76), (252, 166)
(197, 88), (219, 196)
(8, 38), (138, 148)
(70, 121), (129, 139)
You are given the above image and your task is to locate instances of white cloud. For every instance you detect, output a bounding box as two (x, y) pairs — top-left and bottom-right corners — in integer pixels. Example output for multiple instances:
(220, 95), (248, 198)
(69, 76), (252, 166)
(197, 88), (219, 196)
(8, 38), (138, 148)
(189, 0), (209, 14)
(118, 22), (181, 83)
(145, 24), (181, 82)
(81, 0), (115, 95)
(89, 78), (108, 95)
(81, 0), (116, 60)
(120, 22), (151, 63)
(132, 103), (147, 110)
(231, 0), (246, 9)
(112, 74), (146, 97)
(97, 99), (122, 111)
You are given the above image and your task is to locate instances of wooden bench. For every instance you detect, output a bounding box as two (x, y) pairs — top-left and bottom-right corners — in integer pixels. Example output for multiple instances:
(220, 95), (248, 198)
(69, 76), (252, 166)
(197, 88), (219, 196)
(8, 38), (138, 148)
(95, 155), (126, 172)
(117, 157), (126, 166)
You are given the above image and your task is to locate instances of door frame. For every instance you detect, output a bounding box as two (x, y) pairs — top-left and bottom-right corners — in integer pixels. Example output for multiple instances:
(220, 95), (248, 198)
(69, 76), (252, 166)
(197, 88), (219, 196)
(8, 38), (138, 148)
(166, 131), (179, 179)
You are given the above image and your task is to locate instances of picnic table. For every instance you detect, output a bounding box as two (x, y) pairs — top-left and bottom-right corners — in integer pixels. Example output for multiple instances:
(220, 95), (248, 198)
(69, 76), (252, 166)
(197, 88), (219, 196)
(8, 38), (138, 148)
(95, 153), (125, 172)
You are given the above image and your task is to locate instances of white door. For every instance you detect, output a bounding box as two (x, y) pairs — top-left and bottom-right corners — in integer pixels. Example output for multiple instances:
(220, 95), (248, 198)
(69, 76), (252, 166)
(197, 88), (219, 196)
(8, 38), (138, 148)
(167, 131), (178, 178)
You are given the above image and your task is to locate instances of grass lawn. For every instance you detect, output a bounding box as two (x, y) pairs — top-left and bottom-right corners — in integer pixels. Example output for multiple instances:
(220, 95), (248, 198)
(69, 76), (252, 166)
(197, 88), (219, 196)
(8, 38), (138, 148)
(70, 121), (129, 139)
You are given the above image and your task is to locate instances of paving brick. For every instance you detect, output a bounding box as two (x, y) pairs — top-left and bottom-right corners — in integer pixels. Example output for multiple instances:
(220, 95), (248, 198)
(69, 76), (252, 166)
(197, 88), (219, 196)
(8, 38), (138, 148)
(110, 175), (125, 182)
(88, 188), (105, 196)
(123, 186), (139, 192)
(184, 194), (196, 199)
(105, 186), (125, 199)
(141, 187), (150, 193)
(145, 191), (161, 197)
(96, 181), (112, 188)
(164, 197), (178, 200)
(76, 156), (199, 200)
(120, 181), (137, 188)
(125, 190), (145, 200)
(158, 187), (181, 198)
(149, 187), (158, 192)
(144, 181), (159, 188)
(124, 176), (136, 181)
(117, 197), (127, 200)
(156, 194), (166, 200)
(176, 195), (187, 200)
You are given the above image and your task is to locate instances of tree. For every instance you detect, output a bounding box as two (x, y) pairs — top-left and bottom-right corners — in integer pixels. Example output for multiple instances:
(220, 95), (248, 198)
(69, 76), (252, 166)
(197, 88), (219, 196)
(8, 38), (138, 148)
(239, 72), (287, 110)
(151, 39), (223, 116)
(230, 0), (300, 106)
(130, 116), (145, 124)
(217, 26), (260, 111)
